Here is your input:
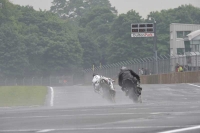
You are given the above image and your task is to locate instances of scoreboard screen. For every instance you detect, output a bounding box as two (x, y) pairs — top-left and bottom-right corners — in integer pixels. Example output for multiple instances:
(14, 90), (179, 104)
(131, 23), (154, 33)
(131, 23), (154, 37)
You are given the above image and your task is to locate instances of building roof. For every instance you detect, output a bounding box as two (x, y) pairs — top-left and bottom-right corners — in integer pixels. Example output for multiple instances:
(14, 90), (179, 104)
(186, 29), (200, 40)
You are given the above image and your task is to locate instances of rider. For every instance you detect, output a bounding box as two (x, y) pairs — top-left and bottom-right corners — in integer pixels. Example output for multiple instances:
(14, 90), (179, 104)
(118, 66), (142, 97)
(92, 73), (114, 92)
(92, 73), (101, 91)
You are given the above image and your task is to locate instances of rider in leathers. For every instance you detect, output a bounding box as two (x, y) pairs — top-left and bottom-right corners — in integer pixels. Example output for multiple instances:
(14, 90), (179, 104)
(92, 73), (114, 92)
(118, 67), (142, 98)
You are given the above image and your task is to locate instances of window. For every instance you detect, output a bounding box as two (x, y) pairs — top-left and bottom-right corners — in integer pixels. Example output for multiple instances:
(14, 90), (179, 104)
(195, 44), (200, 52)
(177, 48), (184, 55)
(184, 31), (191, 36)
(184, 41), (191, 52)
(177, 31), (183, 38)
(177, 31), (191, 38)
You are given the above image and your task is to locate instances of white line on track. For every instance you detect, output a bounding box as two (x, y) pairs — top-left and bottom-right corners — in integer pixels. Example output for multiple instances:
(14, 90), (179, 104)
(37, 129), (55, 132)
(50, 87), (54, 107)
(0, 126), (197, 132)
(188, 83), (200, 88)
(158, 125), (200, 133)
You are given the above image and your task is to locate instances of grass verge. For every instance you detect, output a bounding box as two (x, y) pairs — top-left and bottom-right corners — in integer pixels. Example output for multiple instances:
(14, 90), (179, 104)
(0, 86), (47, 107)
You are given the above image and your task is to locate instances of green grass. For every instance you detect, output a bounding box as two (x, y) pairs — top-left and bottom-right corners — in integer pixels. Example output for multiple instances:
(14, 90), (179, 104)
(0, 86), (48, 107)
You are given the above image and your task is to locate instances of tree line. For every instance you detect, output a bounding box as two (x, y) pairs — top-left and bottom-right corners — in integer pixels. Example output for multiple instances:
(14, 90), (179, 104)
(0, 0), (200, 78)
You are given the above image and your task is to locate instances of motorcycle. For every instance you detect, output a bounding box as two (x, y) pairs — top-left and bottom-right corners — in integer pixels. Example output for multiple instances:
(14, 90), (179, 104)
(123, 78), (142, 103)
(95, 78), (116, 103)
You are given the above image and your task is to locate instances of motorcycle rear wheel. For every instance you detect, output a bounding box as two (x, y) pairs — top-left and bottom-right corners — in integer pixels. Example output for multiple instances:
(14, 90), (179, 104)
(127, 87), (141, 103)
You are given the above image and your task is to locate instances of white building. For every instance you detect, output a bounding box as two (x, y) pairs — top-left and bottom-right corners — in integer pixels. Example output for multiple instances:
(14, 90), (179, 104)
(170, 23), (200, 71)
(170, 23), (200, 55)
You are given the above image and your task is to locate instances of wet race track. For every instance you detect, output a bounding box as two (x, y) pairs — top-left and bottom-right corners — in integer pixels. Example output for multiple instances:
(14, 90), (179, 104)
(1, 83), (200, 133)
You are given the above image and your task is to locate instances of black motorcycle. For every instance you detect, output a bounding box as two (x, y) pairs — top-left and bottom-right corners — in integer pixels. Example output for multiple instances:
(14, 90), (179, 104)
(123, 78), (142, 103)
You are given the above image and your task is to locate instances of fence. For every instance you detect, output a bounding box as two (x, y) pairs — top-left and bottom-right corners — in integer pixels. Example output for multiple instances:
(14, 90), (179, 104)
(141, 71), (200, 84)
(170, 52), (200, 72)
(84, 52), (200, 84)
(1, 52), (200, 86)
(84, 55), (170, 84)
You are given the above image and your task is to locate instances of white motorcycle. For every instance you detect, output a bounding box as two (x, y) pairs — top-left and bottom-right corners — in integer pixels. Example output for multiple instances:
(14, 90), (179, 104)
(95, 78), (116, 103)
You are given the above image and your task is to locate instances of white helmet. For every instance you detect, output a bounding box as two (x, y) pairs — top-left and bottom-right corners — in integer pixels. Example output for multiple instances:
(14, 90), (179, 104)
(120, 66), (127, 71)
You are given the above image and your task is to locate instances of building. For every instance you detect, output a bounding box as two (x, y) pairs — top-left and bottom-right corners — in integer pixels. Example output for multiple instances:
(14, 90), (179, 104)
(170, 23), (200, 55)
(184, 29), (200, 51)
(170, 23), (200, 71)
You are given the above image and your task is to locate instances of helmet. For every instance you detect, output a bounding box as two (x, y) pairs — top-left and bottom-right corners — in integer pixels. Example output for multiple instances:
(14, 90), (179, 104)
(120, 66), (127, 71)
(93, 73), (98, 77)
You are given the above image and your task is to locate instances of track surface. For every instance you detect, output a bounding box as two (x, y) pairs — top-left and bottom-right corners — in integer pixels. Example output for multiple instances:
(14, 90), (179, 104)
(1, 83), (200, 133)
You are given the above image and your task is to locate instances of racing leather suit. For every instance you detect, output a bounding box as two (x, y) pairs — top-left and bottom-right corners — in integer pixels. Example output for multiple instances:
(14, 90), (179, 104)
(92, 75), (114, 91)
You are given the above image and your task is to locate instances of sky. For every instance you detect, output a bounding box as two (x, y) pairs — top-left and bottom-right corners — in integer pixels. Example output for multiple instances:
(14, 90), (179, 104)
(10, 0), (200, 18)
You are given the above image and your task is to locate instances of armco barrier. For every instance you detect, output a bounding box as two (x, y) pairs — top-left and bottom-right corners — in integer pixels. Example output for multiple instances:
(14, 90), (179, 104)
(140, 71), (200, 84)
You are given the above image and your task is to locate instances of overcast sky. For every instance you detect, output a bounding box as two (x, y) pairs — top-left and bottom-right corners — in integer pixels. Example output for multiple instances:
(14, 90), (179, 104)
(10, 0), (200, 18)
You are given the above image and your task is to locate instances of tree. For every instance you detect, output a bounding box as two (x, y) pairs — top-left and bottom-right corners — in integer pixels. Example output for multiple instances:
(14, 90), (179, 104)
(0, 1), (83, 77)
(107, 10), (152, 63)
(0, 24), (28, 77)
(79, 7), (116, 67)
(50, 0), (117, 20)
(42, 36), (83, 76)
